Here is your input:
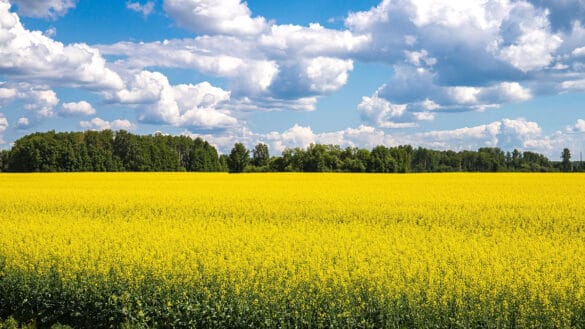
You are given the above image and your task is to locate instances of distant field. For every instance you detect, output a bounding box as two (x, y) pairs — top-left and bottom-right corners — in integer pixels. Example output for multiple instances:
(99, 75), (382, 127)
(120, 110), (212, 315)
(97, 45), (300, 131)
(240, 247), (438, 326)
(0, 173), (584, 328)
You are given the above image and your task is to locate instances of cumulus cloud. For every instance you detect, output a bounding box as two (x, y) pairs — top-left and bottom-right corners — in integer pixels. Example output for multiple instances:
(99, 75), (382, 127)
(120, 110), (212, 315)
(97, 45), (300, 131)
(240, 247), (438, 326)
(567, 119), (585, 133)
(267, 57), (354, 99)
(111, 70), (237, 130)
(163, 0), (268, 36)
(98, 5), (369, 111)
(343, 0), (585, 123)
(346, 0), (563, 72)
(0, 114), (7, 143)
(357, 65), (533, 128)
(0, 86), (17, 100)
(9, 0), (76, 19)
(126, 1), (155, 17)
(0, 83), (59, 119)
(80, 117), (135, 131)
(259, 23), (370, 57)
(22, 88), (59, 118)
(99, 38), (279, 95)
(15, 116), (29, 129)
(303, 57), (353, 94)
(497, 2), (563, 72)
(0, 82), (60, 121)
(60, 101), (96, 117)
(98, 33), (362, 110)
(358, 94), (418, 128)
(0, 2), (124, 90)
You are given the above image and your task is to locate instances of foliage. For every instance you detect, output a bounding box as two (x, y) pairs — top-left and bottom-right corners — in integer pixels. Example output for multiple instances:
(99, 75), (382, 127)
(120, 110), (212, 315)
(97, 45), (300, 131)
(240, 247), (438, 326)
(561, 148), (572, 172)
(4, 130), (223, 172)
(251, 143), (270, 168)
(0, 130), (572, 173)
(227, 143), (250, 173)
(0, 173), (584, 328)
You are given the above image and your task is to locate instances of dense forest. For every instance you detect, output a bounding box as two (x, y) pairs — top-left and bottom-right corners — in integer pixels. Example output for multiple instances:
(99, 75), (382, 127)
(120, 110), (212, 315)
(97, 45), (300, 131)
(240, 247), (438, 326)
(0, 130), (581, 173)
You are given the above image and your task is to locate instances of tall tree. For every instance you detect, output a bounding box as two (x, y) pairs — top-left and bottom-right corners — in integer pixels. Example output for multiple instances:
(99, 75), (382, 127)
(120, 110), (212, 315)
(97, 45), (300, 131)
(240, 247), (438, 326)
(561, 148), (572, 172)
(369, 146), (396, 173)
(251, 143), (270, 167)
(0, 150), (9, 172)
(228, 143), (250, 173)
(218, 154), (229, 172)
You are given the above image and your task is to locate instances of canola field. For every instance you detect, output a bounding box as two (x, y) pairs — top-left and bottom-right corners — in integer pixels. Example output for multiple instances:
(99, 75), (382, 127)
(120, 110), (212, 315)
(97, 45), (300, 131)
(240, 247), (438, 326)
(0, 173), (584, 328)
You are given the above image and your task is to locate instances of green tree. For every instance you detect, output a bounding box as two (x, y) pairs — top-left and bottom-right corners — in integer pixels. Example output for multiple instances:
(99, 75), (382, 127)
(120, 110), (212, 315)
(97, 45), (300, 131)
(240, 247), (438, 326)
(189, 138), (220, 171)
(390, 145), (413, 173)
(228, 143), (250, 173)
(561, 148), (572, 172)
(251, 143), (270, 167)
(219, 154), (229, 172)
(368, 146), (396, 173)
(0, 149), (9, 171)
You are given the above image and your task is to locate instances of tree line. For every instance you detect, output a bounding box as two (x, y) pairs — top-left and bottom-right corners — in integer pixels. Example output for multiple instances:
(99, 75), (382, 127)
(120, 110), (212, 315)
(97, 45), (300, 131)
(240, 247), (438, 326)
(0, 130), (581, 173)
(0, 130), (226, 172)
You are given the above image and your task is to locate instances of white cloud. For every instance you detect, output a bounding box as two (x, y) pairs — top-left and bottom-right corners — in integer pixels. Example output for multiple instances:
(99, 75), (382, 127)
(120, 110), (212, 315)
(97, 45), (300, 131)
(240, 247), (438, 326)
(163, 0), (268, 36)
(561, 79), (585, 91)
(343, 0), (579, 123)
(305, 57), (353, 93)
(0, 2), (124, 90)
(98, 7), (369, 109)
(80, 117), (135, 131)
(404, 49), (436, 67)
(345, 0), (391, 32)
(259, 23), (370, 57)
(278, 124), (316, 149)
(0, 113), (7, 143)
(413, 122), (503, 149)
(10, 0), (76, 19)
(498, 15), (563, 72)
(44, 27), (56, 37)
(99, 39), (278, 95)
(396, 118), (547, 153)
(226, 96), (318, 112)
(98, 28), (363, 101)
(112, 70), (237, 130)
(498, 118), (542, 149)
(23, 89), (58, 118)
(358, 94), (416, 128)
(126, 1), (155, 17)
(15, 116), (29, 129)
(572, 46), (585, 57)
(568, 119), (585, 133)
(369, 65), (533, 121)
(0, 82), (59, 120)
(60, 101), (96, 117)
(0, 87), (17, 100)
(501, 118), (541, 138)
(408, 1), (505, 29)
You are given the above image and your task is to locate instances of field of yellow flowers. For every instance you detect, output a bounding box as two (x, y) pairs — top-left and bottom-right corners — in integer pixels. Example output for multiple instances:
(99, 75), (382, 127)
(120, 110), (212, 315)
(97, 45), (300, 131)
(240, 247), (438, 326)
(0, 173), (584, 328)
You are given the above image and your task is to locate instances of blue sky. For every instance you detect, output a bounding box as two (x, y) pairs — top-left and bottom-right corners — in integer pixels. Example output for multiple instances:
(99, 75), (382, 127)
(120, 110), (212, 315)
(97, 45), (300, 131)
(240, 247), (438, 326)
(1, 0), (585, 158)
